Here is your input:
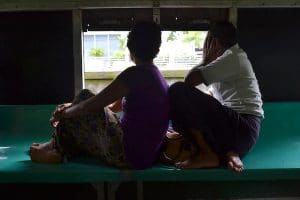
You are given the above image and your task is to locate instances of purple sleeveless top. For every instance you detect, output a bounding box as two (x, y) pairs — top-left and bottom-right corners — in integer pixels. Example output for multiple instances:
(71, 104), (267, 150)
(116, 64), (169, 169)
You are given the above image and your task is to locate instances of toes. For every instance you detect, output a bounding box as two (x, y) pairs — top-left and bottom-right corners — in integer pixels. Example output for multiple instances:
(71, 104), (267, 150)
(227, 159), (244, 172)
(175, 160), (193, 169)
(234, 166), (243, 173)
(175, 162), (183, 169)
(238, 164), (244, 172)
(29, 146), (40, 155)
(231, 162), (243, 172)
(30, 144), (40, 150)
(233, 160), (243, 170)
(227, 161), (234, 169)
(175, 160), (190, 169)
(226, 152), (244, 173)
(30, 146), (38, 151)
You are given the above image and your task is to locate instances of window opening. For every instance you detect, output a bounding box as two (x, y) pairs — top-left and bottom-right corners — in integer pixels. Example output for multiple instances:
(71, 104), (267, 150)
(83, 30), (210, 93)
(83, 31), (207, 73)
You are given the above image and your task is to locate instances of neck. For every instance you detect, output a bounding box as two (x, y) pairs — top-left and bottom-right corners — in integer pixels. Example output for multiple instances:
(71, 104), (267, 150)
(134, 58), (153, 66)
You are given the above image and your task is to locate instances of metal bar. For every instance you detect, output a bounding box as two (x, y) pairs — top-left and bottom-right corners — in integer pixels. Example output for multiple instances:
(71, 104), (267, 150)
(72, 9), (84, 94)
(160, 0), (300, 8)
(2, 0), (300, 11)
(137, 181), (144, 200)
(153, 7), (160, 24)
(153, 0), (160, 24)
(107, 182), (120, 200)
(92, 183), (106, 200)
(229, 6), (238, 27)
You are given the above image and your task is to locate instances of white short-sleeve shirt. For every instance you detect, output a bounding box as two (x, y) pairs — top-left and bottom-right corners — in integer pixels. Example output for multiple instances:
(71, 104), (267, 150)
(193, 44), (264, 117)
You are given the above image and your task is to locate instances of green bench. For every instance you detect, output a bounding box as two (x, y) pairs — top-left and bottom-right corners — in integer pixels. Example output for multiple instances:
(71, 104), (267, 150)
(1, 103), (300, 199)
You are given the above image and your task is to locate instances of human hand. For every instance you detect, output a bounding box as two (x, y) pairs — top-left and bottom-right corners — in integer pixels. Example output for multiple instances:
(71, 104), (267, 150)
(50, 103), (72, 127)
(57, 103), (72, 112)
(50, 110), (65, 128)
(202, 32), (224, 65)
(109, 99), (123, 113)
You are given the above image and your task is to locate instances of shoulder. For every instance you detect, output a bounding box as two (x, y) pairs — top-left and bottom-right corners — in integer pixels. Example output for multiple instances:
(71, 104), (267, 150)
(229, 44), (249, 60)
(208, 44), (245, 67)
(115, 66), (136, 83)
(121, 65), (138, 73)
(117, 65), (143, 78)
(116, 65), (157, 87)
(204, 50), (235, 69)
(121, 65), (156, 74)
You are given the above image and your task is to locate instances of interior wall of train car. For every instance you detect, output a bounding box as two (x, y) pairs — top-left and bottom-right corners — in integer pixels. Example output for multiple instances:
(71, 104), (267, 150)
(1, 7), (300, 104)
(0, 11), (74, 104)
(238, 8), (300, 101)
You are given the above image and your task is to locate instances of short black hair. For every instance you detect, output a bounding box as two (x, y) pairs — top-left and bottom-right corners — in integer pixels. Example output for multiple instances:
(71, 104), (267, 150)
(209, 21), (237, 49)
(127, 21), (161, 62)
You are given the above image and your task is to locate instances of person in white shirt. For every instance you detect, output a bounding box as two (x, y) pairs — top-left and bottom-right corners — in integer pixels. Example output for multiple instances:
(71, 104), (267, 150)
(169, 21), (264, 172)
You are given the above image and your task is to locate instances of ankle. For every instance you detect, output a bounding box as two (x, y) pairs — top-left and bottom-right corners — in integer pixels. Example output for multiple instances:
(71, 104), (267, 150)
(226, 151), (239, 157)
(200, 148), (217, 156)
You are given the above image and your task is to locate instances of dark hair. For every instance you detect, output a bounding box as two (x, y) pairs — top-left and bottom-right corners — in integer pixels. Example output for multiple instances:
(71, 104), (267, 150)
(209, 21), (237, 49)
(127, 21), (161, 62)
(73, 89), (95, 104)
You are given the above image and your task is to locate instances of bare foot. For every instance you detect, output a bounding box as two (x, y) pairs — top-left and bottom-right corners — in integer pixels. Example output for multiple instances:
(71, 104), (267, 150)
(175, 151), (219, 169)
(226, 151), (243, 172)
(29, 145), (62, 164)
(30, 140), (54, 151)
(166, 130), (182, 139)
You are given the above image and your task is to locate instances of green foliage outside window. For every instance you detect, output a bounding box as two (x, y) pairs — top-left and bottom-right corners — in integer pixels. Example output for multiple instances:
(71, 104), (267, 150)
(166, 31), (206, 49)
(89, 47), (105, 57)
(113, 35), (127, 59)
(182, 31), (206, 49)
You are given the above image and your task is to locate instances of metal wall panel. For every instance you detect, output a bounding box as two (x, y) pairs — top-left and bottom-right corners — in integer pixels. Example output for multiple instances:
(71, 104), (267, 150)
(238, 8), (300, 101)
(0, 11), (75, 104)
(82, 8), (228, 31)
(1, 0), (300, 11)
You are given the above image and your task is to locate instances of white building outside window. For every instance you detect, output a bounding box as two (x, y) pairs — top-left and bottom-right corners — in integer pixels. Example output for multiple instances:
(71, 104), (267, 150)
(83, 31), (207, 73)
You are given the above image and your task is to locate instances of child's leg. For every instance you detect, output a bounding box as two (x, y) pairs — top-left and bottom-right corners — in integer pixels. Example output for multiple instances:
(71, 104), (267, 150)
(175, 128), (219, 169)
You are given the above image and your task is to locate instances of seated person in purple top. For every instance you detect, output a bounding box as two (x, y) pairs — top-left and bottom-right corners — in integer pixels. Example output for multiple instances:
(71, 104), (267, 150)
(29, 21), (170, 170)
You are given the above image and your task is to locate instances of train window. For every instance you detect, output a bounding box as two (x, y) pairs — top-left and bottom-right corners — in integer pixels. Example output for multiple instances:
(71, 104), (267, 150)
(83, 30), (207, 73)
(82, 8), (227, 92)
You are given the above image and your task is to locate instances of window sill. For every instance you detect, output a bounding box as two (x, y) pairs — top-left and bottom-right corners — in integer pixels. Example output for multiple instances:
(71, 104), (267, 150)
(84, 69), (188, 80)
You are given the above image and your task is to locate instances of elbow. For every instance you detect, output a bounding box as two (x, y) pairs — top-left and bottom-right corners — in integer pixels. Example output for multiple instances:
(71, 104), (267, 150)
(184, 79), (198, 87)
(184, 77), (200, 87)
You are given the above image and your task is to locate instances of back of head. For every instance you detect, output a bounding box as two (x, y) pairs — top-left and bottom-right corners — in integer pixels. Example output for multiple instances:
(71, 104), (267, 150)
(127, 21), (161, 62)
(209, 21), (237, 49)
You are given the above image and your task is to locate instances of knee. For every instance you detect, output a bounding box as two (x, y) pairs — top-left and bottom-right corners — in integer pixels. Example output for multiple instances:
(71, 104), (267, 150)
(169, 82), (185, 99)
(73, 89), (95, 103)
(79, 89), (95, 96)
